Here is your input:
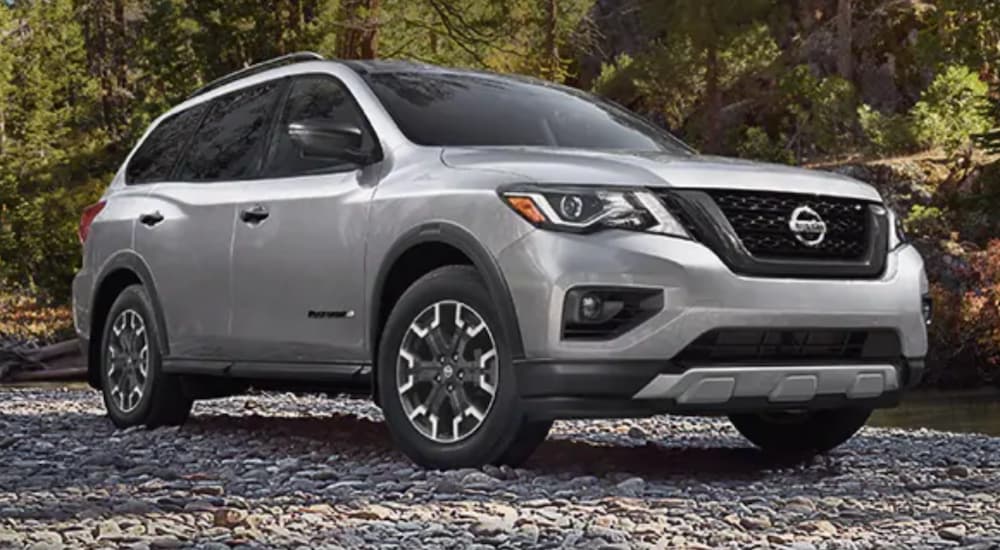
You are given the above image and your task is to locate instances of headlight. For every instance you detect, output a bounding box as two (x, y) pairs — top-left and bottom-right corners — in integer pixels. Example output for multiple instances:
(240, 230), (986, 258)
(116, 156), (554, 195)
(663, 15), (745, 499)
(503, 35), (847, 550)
(499, 185), (689, 238)
(887, 207), (907, 249)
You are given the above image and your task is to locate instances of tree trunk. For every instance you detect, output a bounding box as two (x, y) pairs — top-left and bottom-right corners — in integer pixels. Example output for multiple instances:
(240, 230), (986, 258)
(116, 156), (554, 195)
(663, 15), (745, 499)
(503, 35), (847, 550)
(336, 0), (380, 59)
(798, 0), (812, 32)
(544, 0), (559, 79)
(703, 38), (722, 153)
(113, 0), (128, 138)
(836, 0), (852, 81)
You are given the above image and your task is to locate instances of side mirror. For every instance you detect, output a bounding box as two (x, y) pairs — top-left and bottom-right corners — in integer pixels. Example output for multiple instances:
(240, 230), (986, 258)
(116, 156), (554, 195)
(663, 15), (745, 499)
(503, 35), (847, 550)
(287, 119), (370, 163)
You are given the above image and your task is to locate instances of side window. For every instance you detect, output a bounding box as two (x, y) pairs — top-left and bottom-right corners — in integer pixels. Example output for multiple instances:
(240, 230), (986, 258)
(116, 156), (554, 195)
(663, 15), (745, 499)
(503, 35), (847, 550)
(177, 81), (283, 182)
(126, 104), (207, 184)
(263, 75), (376, 178)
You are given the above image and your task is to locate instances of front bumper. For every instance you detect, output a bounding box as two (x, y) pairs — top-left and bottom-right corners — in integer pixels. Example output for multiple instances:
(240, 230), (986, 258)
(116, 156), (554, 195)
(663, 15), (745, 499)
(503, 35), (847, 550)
(497, 230), (928, 418)
(515, 359), (915, 419)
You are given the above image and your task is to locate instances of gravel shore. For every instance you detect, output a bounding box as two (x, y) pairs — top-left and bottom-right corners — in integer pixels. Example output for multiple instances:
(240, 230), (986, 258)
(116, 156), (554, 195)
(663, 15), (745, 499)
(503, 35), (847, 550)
(2, 387), (999, 549)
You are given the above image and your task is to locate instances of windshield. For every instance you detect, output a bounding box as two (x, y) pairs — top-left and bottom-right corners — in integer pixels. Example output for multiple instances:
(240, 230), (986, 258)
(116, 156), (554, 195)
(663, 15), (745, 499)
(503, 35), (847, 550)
(364, 71), (693, 154)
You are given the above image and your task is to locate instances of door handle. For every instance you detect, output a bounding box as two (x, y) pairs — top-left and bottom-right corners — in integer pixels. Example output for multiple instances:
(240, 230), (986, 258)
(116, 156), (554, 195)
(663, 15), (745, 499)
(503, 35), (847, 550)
(139, 211), (164, 227)
(240, 205), (270, 224)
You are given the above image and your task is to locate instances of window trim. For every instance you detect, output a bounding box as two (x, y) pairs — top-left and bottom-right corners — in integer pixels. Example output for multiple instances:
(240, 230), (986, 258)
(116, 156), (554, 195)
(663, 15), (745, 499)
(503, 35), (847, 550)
(259, 72), (384, 179)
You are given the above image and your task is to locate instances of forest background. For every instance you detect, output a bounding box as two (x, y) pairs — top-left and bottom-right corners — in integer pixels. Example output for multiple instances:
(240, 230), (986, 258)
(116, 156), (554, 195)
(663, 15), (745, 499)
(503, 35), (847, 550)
(1, 0), (999, 387)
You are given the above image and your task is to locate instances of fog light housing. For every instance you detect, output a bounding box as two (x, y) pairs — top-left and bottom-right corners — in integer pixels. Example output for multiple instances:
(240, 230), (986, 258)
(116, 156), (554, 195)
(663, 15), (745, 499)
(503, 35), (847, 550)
(922, 295), (933, 325)
(563, 287), (663, 340)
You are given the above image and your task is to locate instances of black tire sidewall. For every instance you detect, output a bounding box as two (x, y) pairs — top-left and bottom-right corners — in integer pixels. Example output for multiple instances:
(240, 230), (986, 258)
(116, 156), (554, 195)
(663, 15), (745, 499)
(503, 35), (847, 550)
(377, 266), (524, 469)
(100, 285), (165, 427)
(730, 408), (872, 454)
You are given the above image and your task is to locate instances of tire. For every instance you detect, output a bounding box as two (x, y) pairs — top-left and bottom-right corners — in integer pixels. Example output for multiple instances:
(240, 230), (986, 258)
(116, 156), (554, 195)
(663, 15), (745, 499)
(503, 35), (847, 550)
(496, 419), (553, 466)
(377, 266), (543, 469)
(728, 408), (872, 455)
(99, 284), (192, 428)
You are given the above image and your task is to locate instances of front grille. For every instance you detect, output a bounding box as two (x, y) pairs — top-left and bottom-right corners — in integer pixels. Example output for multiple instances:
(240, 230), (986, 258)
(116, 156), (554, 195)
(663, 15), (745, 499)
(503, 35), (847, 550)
(676, 329), (901, 363)
(708, 191), (870, 260)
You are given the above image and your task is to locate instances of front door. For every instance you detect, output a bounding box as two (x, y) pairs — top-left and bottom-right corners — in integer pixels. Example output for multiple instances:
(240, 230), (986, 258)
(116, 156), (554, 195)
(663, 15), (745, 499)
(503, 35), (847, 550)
(228, 73), (381, 364)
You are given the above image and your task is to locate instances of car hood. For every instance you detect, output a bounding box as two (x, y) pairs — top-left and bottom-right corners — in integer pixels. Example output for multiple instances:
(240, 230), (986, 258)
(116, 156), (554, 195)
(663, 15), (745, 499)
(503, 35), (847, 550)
(440, 147), (882, 202)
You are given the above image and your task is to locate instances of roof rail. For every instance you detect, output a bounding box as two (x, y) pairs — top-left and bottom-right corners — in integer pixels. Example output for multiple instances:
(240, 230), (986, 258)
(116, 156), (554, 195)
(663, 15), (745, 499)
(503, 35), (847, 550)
(188, 51), (325, 99)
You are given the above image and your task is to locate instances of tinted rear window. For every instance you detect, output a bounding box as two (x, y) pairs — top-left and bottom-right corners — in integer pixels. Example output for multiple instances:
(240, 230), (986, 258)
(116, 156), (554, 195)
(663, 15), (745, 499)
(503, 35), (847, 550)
(126, 105), (207, 184)
(177, 81), (283, 182)
(365, 72), (692, 153)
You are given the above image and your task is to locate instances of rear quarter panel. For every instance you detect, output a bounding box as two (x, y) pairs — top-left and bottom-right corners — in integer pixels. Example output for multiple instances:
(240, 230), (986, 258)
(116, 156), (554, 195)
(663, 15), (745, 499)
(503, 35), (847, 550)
(73, 171), (149, 341)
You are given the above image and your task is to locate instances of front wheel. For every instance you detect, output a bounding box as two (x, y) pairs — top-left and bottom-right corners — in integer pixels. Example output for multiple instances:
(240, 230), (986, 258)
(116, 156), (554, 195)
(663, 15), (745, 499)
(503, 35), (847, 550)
(377, 266), (546, 469)
(728, 408), (872, 455)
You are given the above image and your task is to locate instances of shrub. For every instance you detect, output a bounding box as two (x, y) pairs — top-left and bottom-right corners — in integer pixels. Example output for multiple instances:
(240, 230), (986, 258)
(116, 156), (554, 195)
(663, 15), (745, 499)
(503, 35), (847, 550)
(911, 65), (992, 154)
(964, 240), (1000, 373)
(0, 169), (105, 302)
(925, 239), (1000, 386)
(904, 204), (948, 239)
(858, 104), (917, 155)
(777, 65), (858, 159)
(736, 126), (795, 164)
(0, 289), (74, 345)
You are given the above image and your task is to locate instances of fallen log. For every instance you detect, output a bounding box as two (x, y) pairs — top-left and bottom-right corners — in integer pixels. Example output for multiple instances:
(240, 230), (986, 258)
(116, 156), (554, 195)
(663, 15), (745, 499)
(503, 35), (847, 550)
(6, 366), (87, 382)
(0, 339), (86, 384)
(22, 339), (80, 362)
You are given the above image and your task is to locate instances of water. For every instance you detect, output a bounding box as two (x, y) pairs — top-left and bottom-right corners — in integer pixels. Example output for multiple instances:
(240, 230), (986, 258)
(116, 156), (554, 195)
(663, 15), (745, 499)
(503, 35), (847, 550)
(871, 390), (1000, 436)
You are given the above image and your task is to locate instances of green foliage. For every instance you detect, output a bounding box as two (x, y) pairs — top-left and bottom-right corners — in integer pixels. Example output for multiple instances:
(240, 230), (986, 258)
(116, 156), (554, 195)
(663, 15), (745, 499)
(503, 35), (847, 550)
(916, 0), (1000, 88)
(736, 126), (794, 165)
(857, 104), (917, 155)
(1, 0), (1000, 388)
(592, 53), (635, 98)
(718, 23), (780, 90)
(911, 65), (992, 153)
(904, 204), (948, 239)
(0, 0), (106, 300)
(858, 65), (993, 154)
(777, 66), (857, 160)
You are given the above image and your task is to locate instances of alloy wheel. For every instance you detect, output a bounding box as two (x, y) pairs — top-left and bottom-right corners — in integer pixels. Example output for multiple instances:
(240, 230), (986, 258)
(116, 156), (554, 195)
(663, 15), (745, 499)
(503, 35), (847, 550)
(396, 300), (500, 443)
(106, 308), (150, 413)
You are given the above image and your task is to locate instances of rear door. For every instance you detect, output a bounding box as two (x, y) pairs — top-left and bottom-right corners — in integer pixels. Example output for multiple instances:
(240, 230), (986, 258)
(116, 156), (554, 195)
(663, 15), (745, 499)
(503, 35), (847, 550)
(228, 73), (379, 365)
(134, 80), (286, 361)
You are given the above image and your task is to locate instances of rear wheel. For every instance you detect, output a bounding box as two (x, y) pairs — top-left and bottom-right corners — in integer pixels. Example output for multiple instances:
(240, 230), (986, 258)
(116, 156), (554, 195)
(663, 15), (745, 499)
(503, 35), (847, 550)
(100, 285), (192, 428)
(728, 408), (872, 455)
(377, 266), (546, 468)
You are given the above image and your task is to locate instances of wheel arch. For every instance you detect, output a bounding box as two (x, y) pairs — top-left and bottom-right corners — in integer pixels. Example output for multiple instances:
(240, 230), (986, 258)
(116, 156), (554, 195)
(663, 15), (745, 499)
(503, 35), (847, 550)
(369, 222), (526, 367)
(87, 252), (169, 389)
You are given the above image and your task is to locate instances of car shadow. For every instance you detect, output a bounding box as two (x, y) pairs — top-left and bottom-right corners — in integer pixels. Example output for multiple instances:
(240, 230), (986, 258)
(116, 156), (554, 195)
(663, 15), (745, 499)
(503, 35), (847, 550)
(185, 412), (831, 481)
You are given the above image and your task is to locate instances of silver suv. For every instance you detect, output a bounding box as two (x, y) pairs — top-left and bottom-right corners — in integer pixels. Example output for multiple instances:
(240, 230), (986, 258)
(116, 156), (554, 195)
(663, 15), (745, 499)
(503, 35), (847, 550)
(73, 53), (929, 468)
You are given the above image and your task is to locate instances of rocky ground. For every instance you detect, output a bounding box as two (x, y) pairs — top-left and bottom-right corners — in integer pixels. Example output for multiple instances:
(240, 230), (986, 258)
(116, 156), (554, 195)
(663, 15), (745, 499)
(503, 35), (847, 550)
(1, 387), (1000, 549)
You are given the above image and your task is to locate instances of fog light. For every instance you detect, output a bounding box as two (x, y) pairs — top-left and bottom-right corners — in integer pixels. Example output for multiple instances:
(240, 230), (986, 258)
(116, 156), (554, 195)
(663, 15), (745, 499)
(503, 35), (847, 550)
(563, 287), (663, 340)
(580, 293), (603, 320)
(922, 296), (933, 325)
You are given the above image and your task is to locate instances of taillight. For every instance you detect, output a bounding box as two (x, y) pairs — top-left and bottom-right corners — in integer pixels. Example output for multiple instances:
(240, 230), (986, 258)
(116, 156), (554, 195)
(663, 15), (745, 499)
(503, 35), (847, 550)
(79, 201), (106, 244)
